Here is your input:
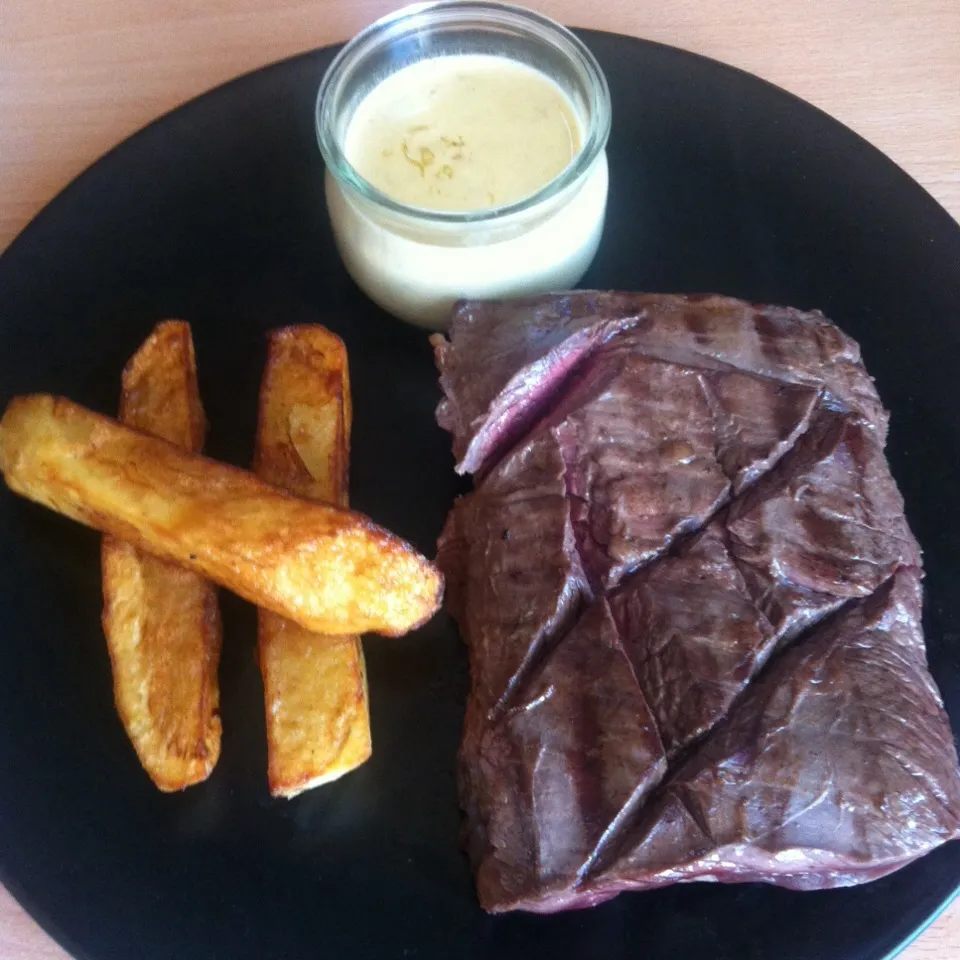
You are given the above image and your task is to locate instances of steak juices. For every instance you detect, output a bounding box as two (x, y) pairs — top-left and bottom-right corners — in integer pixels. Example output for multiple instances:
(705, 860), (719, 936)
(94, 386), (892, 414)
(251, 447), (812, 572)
(433, 292), (960, 913)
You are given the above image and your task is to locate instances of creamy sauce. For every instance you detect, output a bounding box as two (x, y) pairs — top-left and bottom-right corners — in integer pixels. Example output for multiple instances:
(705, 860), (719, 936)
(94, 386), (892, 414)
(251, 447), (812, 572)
(345, 55), (582, 212)
(326, 53), (608, 329)
(326, 156), (608, 327)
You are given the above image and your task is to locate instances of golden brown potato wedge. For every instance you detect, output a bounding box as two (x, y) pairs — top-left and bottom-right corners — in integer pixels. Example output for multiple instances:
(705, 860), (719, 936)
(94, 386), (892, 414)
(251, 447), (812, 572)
(0, 394), (443, 637)
(102, 321), (222, 791)
(255, 326), (371, 798)
(116, 320), (208, 451)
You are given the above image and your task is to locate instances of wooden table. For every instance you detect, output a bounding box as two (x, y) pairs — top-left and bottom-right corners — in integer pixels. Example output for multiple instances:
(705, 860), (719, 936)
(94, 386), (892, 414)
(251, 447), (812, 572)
(1, 1), (958, 957)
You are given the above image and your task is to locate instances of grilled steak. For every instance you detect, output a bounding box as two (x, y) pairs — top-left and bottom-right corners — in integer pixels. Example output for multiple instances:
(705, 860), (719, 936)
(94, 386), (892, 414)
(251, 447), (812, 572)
(590, 570), (960, 895)
(433, 292), (960, 913)
(436, 431), (589, 714)
(435, 293), (888, 477)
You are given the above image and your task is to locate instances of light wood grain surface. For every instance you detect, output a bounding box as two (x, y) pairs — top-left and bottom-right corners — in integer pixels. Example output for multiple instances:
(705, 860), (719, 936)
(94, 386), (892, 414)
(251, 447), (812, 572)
(1, 1), (958, 958)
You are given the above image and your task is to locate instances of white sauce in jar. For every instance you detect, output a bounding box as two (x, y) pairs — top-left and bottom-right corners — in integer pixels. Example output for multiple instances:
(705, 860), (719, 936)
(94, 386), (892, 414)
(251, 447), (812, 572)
(345, 56), (581, 212)
(325, 54), (608, 329)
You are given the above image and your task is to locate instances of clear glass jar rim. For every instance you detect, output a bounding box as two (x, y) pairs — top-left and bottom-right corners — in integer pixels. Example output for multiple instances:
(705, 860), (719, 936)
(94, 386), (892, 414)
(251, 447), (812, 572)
(315, 0), (612, 225)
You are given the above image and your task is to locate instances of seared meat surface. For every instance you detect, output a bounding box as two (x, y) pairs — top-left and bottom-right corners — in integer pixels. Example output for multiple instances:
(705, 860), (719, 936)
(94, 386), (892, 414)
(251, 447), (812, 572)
(434, 293), (960, 913)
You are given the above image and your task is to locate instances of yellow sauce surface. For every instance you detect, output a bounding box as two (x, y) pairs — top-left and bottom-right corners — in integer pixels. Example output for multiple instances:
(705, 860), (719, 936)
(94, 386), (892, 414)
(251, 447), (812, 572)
(344, 55), (582, 212)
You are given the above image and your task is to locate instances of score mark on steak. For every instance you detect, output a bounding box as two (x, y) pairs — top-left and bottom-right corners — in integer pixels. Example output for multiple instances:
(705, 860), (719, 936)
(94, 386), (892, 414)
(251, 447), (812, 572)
(434, 293), (960, 913)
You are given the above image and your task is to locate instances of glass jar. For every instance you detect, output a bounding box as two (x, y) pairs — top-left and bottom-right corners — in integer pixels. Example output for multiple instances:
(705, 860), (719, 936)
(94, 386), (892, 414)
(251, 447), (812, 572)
(316, 0), (612, 330)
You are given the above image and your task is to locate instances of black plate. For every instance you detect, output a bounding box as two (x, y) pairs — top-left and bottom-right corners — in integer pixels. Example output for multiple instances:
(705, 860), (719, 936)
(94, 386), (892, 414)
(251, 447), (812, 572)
(1, 30), (959, 960)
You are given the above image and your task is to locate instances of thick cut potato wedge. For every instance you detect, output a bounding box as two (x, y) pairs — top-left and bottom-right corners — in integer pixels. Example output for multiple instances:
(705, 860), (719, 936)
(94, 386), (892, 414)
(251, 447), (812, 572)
(0, 394), (443, 637)
(255, 326), (371, 798)
(102, 321), (222, 791)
